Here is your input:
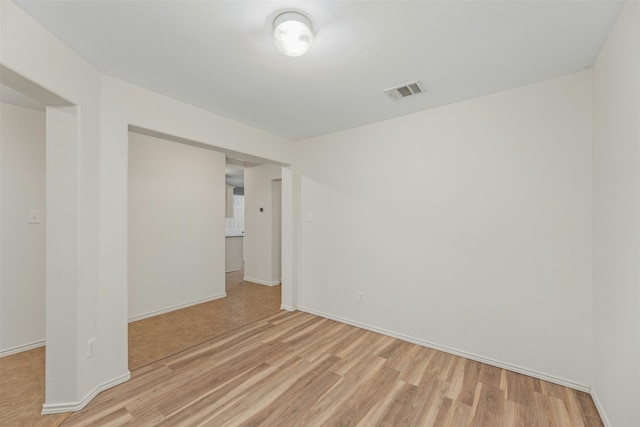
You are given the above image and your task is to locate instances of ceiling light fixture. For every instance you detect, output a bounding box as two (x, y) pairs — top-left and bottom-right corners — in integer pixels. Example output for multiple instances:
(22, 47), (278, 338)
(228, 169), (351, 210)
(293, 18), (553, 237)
(273, 12), (314, 57)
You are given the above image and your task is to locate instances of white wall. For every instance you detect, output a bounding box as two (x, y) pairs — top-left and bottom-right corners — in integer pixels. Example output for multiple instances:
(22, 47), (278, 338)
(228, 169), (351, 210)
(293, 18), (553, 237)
(225, 237), (244, 272)
(1, 1), (295, 412)
(1, 0), (104, 410)
(95, 74), (294, 413)
(9, 0), (636, 415)
(244, 164), (282, 285)
(99, 76), (294, 397)
(272, 180), (282, 282)
(592, 2), (640, 426)
(128, 132), (226, 320)
(297, 71), (593, 389)
(0, 103), (46, 355)
(281, 167), (296, 310)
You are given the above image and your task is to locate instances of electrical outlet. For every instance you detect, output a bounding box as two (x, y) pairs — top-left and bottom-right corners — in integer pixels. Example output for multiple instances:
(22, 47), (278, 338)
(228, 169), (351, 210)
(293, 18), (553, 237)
(357, 291), (365, 304)
(87, 338), (96, 359)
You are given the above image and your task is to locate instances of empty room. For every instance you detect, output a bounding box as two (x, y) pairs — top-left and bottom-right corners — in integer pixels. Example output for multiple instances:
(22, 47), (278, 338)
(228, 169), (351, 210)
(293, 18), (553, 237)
(0, 1), (638, 426)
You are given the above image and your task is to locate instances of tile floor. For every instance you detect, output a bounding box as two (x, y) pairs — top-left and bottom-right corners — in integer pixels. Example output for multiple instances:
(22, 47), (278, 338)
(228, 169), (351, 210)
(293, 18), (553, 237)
(0, 270), (281, 426)
(128, 269), (281, 370)
(0, 347), (70, 426)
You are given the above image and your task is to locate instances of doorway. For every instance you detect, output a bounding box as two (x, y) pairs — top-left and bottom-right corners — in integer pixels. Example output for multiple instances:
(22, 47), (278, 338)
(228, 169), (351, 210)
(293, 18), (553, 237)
(0, 69), (80, 422)
(126, 133), (283, 370)
(0, 91), (46, 357)
(272, 179), (282, 284)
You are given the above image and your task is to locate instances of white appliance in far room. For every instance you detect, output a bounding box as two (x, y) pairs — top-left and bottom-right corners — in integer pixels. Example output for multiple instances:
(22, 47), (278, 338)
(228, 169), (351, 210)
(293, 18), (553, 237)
(225, 195), (244, 272)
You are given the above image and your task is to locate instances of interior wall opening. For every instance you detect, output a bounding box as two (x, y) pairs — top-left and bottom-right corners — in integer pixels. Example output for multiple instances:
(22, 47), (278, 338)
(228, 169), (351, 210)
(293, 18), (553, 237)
(0, 66), (78, 421)
(0, 85), (47, 358)
(126, 129), (285, 370)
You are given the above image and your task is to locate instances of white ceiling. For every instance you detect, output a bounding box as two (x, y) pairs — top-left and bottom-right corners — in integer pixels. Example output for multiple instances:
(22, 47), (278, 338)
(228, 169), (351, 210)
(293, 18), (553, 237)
(14, 1), (623, 140)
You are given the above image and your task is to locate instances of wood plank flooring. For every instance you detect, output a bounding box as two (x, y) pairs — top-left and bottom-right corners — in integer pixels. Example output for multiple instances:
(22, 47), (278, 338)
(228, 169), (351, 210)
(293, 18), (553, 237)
(62, 310), (603, 427)
(129, 270), (281, 370)
(0, 270), (281, 426)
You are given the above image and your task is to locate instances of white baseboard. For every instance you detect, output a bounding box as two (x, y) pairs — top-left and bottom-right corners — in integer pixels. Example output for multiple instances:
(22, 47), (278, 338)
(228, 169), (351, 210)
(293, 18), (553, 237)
(298, 306), (591, 393)
(128, 293), (226, 323)
(244, 276), (281, 287)
(280, 304), (296, 311)
(590, 388), (612, 427)
(42, 371), (131, 414)
(0, 339), (46, 358)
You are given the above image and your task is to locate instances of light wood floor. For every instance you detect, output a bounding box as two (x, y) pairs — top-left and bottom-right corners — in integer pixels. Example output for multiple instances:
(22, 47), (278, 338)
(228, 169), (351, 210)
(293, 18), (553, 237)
(0, 270), (281, 426)
(129, 269), (281, 370)
(60, 310), (603, 427)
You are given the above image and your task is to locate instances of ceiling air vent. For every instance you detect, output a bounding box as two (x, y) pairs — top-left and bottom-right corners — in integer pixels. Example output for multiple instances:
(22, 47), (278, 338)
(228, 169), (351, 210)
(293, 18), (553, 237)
(226, 156), (261, 168)
(384, 80), (426, 100)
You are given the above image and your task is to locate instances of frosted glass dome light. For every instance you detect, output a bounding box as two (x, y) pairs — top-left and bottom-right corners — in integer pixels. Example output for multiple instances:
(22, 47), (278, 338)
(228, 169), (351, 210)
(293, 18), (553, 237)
(273, 12), (314, 57)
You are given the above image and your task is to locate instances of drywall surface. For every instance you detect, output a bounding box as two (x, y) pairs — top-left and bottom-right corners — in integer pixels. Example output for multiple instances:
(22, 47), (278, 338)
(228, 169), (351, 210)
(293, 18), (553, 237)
(0, 103), (46, 354)
(297, 71), (593, 388)
(281, 167), (295, 310)
(271, 180), (282, 282)
(97, 72), (295, 404)
(128, 131), (226, 319)
(101, 75), (295, 166)
(244, 164), (282, 285)
(1, 0), (295, 410)
(1, 0), (105, 409)
(99, 75), (295, 389)
(225, 236), (244, 272)
(592, 2), (640, 426)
